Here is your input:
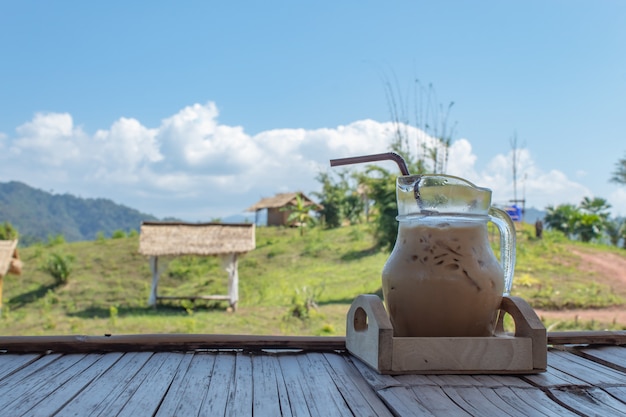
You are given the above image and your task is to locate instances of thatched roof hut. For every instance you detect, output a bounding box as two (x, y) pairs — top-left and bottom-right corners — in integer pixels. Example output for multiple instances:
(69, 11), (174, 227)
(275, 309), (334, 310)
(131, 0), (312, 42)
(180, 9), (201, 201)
(0, 240), (21, 277)
(138, 222), (255, 256)
(246, 192), (322, 226)
(138, 222), (255, 310)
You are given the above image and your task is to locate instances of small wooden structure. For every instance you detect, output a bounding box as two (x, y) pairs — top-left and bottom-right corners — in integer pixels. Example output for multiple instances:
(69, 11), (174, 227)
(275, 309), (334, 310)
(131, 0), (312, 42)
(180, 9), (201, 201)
(347, 295), (547, 374)
(246, 192), (322, 226)
(138, 222), (255, 310)
(0, 240), (22, 312)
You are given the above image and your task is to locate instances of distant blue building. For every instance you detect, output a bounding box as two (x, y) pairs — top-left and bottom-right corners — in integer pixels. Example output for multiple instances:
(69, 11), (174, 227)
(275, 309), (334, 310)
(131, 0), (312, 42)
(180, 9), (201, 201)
(505, 204), (523, 222)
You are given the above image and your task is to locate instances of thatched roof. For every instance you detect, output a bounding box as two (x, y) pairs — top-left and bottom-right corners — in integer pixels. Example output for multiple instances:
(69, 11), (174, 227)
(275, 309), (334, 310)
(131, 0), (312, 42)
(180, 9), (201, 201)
(0, 240), (21, 276)
(246, 192), (322, 212)
(138, 222), (255, 257)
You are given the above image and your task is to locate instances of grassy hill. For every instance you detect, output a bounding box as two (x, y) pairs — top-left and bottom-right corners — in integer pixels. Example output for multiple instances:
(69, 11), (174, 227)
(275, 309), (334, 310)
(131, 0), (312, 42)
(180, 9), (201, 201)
(0, 181), (160, 243)
(1, 224), (625, 336)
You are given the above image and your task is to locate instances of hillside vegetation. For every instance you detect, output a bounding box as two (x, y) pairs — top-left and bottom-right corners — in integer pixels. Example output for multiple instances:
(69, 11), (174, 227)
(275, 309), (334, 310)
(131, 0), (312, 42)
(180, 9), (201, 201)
(0, 181), (159, 243)
(1, 224), (625, 336)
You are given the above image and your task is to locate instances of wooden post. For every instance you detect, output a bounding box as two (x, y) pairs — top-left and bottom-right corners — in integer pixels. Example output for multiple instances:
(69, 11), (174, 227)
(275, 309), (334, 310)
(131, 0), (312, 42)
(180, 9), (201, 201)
(221, 253), (239, 311)
(0, 240), (21, 314)
(148, 256), (166, 308)
(0, 275), (3, 313)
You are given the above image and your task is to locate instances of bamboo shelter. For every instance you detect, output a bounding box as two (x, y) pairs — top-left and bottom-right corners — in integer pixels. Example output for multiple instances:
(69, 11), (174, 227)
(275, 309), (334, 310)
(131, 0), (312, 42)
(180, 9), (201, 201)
(246, 192), (322, 226)
(138, 222), (255, 310)
(0, 240), (22, 312)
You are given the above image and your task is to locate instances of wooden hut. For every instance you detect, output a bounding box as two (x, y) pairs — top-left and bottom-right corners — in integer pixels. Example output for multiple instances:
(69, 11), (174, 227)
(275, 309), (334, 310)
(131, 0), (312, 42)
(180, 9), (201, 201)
(0, 239), (22, 312)
(246, 192), (322, 226)
(138, 222), (255, 310)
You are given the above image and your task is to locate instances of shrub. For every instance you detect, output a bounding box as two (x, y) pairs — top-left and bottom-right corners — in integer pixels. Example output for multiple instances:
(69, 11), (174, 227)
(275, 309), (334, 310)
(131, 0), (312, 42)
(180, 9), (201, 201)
(0, 222), (18, 240)
(40, 252), (74, 285)
(286, 285), (325, 320)
(96, 231), (106, 242)
(111, 230), (126, 239)
(46, 234), (66, 247)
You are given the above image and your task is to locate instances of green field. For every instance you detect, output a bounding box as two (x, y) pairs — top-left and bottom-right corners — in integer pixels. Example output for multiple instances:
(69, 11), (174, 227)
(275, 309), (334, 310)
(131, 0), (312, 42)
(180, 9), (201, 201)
(1, 223), (625, 336)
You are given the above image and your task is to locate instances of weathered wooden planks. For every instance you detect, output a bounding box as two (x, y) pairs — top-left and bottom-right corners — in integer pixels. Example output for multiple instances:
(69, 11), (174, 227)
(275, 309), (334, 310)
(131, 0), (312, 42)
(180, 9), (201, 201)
(349, 347), (626, 417)
(0, 345), (625, 416)
(56, 351), (155, 416)
(574, 345), (626, 373)
(0, 334), (345, 353)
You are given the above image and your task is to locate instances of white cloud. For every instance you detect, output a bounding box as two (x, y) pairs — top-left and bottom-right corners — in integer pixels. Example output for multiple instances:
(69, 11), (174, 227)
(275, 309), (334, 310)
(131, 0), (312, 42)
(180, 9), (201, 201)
(92, 117), (161, 183)
(458, 147), (593, 210)
(446, 138), (478, 179)
(12, 112), (87, 166)
(156, 103), (262, 174)
(0, 101), (611, 220)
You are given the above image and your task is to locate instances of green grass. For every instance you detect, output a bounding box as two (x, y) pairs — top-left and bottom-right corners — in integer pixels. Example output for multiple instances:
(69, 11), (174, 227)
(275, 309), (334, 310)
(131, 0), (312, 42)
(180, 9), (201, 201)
(1, 223), (625, 336)
(510, 227), (623, 310)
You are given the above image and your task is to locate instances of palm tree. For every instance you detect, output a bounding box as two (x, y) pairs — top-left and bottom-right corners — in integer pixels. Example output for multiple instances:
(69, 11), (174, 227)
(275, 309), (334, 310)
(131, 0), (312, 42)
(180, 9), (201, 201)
(283, 194), (315, 236)
(580, 197), (611, 218)
(544, 199), (610, 243)
(610, 154), (626, 185)
(544, 204), (578, 237)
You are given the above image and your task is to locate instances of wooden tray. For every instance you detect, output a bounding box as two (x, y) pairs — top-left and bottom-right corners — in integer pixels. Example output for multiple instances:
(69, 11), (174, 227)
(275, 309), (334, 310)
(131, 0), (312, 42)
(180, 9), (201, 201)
(346, 294), (547, 374)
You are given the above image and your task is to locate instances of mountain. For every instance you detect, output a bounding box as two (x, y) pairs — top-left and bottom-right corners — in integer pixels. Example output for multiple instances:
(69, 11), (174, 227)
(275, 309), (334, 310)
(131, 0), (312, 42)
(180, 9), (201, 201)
(223, 212), (263, 225)
(522, 207), (546, 224)
(0, 180), (546, 244)
(0, 181), (160, 244)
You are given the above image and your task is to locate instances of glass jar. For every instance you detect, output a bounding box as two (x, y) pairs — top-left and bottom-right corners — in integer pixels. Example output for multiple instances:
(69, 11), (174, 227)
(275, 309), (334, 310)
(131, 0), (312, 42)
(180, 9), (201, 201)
(381, 174), (516, 337)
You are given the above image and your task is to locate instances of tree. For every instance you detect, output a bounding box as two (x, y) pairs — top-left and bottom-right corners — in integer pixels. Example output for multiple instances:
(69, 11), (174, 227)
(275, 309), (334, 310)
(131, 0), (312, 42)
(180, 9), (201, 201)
(544, 204), (578, 237)
(382, 73), (453, 175)
(544, 198), (610, 243)
(579, 197), (611, 218)
(357, 75), (453, 250)
(356, 166), (398, 251)
(283, 194), (315, 236)
(610, 153), (626, 185)
(314, 170), (362, 229)
(342, 193), (364, 225)
(577, 197), (611, 243)
(572, 212), (604, 243)
(605, 218), (626, 248)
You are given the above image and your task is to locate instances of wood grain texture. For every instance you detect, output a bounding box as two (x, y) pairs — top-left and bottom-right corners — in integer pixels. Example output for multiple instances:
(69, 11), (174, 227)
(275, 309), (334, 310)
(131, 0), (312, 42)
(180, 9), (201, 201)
(0, 334), (345, 353)
(0, 344), (625, 416)
(391, 336), (533, 372)
(346, 295), (545, 374)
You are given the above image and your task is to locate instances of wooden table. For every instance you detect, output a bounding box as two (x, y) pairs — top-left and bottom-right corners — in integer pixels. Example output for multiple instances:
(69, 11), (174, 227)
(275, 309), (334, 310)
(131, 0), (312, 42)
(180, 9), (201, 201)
(0, 333), (625, 416)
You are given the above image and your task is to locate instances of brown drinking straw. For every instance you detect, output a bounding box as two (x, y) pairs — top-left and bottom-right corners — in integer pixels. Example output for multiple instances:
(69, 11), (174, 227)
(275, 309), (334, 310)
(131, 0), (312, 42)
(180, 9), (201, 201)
(330, 152), (410, 176)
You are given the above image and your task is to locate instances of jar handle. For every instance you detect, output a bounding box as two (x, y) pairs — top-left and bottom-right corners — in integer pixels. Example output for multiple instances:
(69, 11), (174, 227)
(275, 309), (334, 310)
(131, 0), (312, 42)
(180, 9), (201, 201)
(488, 207), (517, 295)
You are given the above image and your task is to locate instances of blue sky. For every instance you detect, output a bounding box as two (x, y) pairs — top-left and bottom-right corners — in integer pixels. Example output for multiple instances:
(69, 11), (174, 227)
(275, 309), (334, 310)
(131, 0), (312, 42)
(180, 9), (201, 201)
(1, 1), (625, 220)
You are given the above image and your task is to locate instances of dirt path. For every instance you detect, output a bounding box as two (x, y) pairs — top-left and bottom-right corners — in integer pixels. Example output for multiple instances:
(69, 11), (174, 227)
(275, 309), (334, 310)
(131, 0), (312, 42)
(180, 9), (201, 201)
(535, 248), (626, 326)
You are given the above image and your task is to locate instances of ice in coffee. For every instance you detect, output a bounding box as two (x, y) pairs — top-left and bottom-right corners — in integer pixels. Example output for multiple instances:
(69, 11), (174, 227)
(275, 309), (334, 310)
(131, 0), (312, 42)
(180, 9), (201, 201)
(329, 156), (515, 338)
(382, 217), (505, 337)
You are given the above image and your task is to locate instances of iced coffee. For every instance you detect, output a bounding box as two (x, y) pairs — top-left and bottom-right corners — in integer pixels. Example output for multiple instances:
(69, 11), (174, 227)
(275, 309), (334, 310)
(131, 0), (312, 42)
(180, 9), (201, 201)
(382, 217), (504, 337)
